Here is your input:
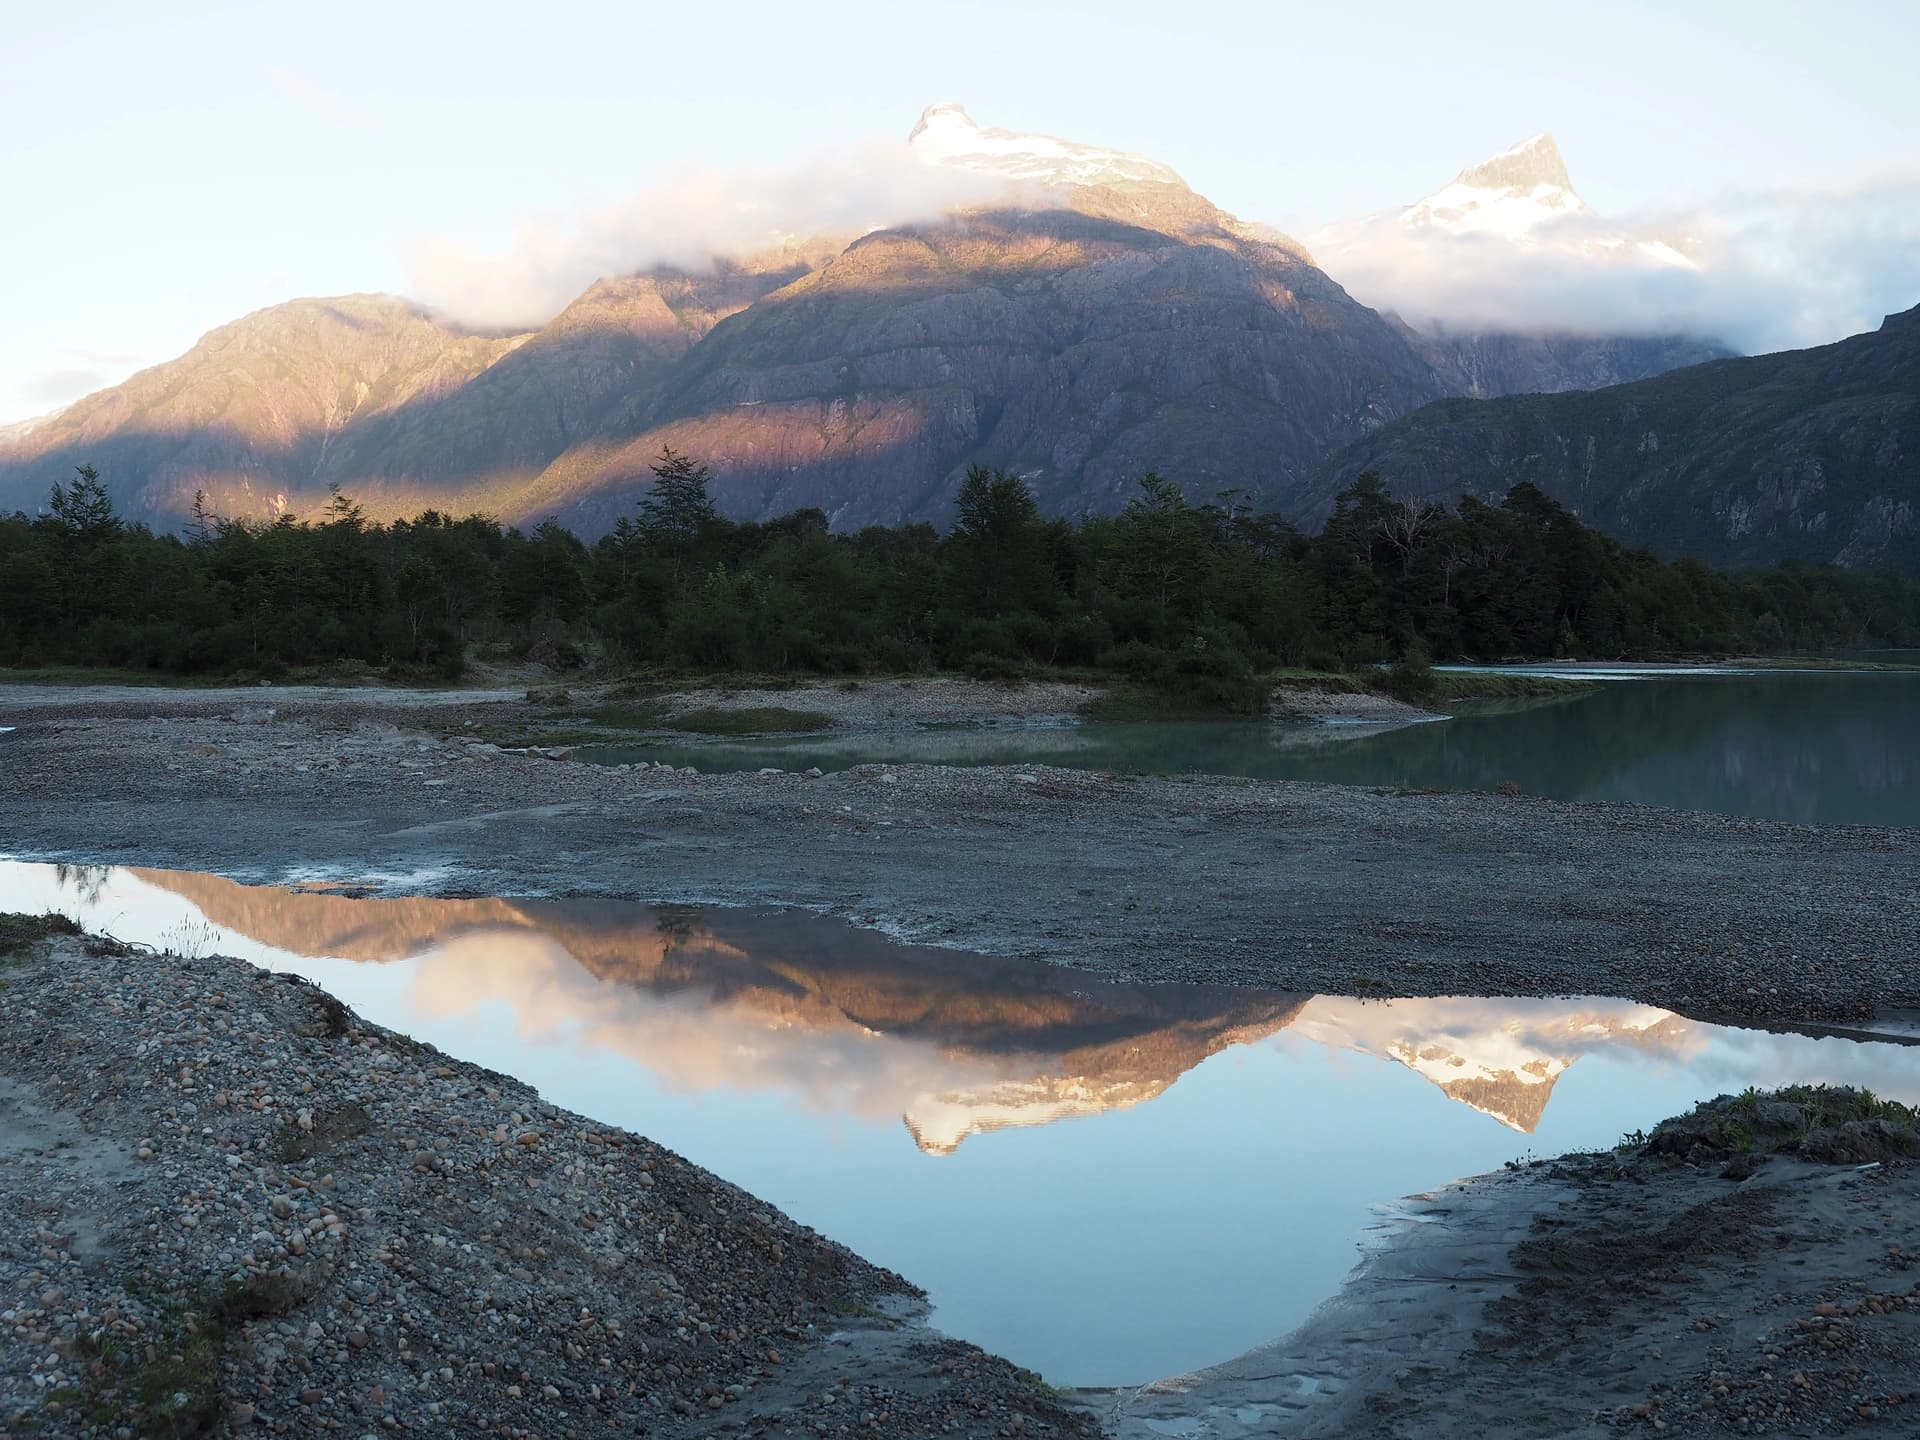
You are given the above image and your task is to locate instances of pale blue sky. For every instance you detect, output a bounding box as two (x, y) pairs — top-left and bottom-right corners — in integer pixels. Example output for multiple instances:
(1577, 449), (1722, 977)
(3, 0), (1916, 422)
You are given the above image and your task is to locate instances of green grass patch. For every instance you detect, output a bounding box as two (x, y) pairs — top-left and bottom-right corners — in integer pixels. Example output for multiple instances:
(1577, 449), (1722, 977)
(0, 911), (82, 958)
(582, 701), (671, 730)
(0, 666), (237, 688)
(1644, 1083), (1920, 1161)
(662, 706), (834, 735)
(1732, 656), (1920, 672)
(0, 660), (475, 690)
(1078, 684), (1262, 723)
(1430, 672), (1595, 702)
(48, 1289), (224, 1438)
(1264, 668), (1374, 695)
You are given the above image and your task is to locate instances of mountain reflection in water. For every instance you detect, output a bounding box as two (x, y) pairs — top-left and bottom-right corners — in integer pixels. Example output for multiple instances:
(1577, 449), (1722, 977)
(81, 864), (1690, 1140)
(5, 858), (1917, 1386)
(129, 866), (1312, 1154)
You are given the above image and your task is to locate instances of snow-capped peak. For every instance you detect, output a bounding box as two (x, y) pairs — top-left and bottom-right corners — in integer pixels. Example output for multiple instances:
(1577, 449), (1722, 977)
(1453, 132), (1576, 195)
(1402, 132), (1592, 241)
(908, 102), (1187, 190)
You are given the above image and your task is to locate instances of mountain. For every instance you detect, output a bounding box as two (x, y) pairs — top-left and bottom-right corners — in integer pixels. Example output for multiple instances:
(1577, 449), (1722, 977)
(1309, 134), (1731, 396)
(0, 259), (825, 525)
(1313, 304), (1920, 572)
(0, 110), (1729, 536)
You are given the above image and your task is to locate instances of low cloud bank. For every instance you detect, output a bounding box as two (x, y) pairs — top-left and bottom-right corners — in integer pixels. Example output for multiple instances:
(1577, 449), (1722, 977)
(1312, 172), (1920, 354)
(408, 143), (1013, 331)
(410, 135), (1919, 357)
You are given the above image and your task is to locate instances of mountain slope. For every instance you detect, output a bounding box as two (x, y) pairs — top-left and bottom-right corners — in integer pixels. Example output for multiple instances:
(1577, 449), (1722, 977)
(0, 109), (1736, 536)
(0, 260), (827, 524)
(0, 296), (528, 519)
(520, 201), (1451, 531)
(1313, 305), (1920, 572)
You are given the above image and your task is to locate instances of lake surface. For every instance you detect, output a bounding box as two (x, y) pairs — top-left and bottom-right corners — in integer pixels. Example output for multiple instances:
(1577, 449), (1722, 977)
(6, 858), (1918, 1386)
(585, 668), (1920, 826)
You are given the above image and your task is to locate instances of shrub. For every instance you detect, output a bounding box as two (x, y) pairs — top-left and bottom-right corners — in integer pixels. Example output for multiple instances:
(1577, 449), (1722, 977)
(1382, 641), (1438, 703)
(963, 651), (1028, 683)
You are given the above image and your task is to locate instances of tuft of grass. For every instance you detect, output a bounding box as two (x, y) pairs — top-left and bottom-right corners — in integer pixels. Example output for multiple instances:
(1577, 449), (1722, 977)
(0, 911), (82, 959)
(1646, 1083), (1920, 1161)
(582, 701), (671, 729)
(1079, 685), (1261, 723)
(1430, 672), (1594, 702)
(1264, 668), (1372, 695)
(56, 1291), (225, 1438)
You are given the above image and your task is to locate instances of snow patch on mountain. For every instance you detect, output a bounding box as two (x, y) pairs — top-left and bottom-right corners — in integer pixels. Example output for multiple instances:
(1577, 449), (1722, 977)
(1307, 133), (1712, 340)
(909, 102), (1187, 190)
(1290, 997), (1694, 1133)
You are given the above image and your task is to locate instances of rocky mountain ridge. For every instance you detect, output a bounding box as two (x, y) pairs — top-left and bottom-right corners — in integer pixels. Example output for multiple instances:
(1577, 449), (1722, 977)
(1315, 304), (1920, 572)
(0, 109), (1739, 537)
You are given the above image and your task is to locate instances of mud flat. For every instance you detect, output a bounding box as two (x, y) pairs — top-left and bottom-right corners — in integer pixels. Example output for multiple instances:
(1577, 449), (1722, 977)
(1, 693), (1915, 1025)
(1090, 1094), (1920, 1438)
(0, 926), (1095, 1438)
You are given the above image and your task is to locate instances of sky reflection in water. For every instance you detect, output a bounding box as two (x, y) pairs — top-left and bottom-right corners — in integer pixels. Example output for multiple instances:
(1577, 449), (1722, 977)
(5, 859), (1917, 1386)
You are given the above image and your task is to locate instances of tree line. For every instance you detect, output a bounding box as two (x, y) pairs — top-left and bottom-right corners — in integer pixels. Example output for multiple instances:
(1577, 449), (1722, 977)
(3, 455), (1916, 709)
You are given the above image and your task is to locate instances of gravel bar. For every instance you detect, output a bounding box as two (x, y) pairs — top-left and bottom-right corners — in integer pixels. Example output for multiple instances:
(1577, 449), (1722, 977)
(0, 697), (1914, 1026)
(0, 929), (1096, 1438)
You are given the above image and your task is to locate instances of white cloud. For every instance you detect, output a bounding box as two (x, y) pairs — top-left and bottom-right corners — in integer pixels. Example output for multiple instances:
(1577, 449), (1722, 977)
(407, 141), (1017, 331)
(1310, 171), (1920, 354)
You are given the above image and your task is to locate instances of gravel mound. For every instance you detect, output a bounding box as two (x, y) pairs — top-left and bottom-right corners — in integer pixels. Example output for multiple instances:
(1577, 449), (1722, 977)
(0, 932), (1095, 1438)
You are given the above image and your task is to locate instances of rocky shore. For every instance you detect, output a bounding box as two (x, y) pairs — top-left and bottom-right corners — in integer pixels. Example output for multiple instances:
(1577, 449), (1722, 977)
(0, 923), (1095, 1439)
(7, 916), (1916, 1438)
(1093, 1090), (1920, 1437)
(3, 684), (1918, 1437)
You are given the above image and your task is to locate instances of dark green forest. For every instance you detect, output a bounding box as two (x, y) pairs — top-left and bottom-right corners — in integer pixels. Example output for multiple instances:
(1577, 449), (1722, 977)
(4, 455), (1917, 708)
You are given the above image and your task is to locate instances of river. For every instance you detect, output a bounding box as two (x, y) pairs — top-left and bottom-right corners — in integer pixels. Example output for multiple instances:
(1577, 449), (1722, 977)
(581, 667), (1920, 826)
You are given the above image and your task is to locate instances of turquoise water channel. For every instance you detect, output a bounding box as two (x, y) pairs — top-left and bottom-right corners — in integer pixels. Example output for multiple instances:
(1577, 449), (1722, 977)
(583, 668), (1920, 826)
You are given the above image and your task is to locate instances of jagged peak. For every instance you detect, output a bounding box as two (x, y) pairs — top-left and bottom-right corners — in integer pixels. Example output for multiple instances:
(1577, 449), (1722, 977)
(909, 101), (975, 143)
(1453, 133), (1576, 196)
(907, 100), (1187, 190)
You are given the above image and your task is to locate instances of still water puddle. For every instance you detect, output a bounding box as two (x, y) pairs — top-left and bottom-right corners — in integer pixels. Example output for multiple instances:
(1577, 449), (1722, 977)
(5, 858), (1918, 1386)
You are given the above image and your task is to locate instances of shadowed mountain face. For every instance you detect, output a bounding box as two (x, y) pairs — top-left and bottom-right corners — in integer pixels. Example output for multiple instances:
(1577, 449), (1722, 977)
(1401, 325), (1732, 402)
(1315, 304), (1920, 573)
(0, 109), (1734, 537)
